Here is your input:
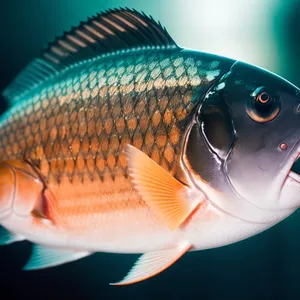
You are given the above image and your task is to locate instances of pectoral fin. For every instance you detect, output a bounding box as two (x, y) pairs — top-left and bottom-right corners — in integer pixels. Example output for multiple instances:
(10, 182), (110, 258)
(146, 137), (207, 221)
(0, 226), (25, 245)
(23, 244), (92, 270)
(125, 145), (202, 230)
(110, 241), (191, 285)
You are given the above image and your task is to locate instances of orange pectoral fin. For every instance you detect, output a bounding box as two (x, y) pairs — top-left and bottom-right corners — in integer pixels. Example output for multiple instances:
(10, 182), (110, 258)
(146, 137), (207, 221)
(125, 145), (202, 230)
(110, 241), (191, 285)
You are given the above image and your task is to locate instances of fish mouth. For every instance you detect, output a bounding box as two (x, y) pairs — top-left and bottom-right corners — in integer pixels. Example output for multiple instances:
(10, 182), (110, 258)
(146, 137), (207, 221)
(288, 168), (300, 184)
(285, 150), (300, 184)
(290, 154), (300, 180)
(279, 147), (300, 209)
(286, 152), (300, 186)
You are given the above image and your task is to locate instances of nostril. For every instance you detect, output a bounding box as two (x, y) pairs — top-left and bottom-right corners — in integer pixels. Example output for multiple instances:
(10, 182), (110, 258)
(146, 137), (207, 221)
(280, 142), (288, 150)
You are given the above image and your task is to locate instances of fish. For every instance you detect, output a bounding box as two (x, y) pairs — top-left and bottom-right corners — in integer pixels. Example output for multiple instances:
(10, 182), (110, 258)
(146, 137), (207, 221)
(0, 7), (299, 285)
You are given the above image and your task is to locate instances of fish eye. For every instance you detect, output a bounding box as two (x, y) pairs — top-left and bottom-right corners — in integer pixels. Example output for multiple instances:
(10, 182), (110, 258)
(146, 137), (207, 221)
(246, 86), (280, 123)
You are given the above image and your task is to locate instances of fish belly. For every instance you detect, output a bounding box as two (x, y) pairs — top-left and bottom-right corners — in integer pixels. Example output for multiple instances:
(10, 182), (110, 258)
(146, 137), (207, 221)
(0, 177), (180, 253)
(0, 192), (272, 254)
(43, 176), (181, 253)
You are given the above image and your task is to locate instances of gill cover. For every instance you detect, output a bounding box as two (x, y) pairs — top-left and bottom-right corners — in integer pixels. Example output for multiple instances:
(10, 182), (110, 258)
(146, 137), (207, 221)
(198, 85), (235, 160)
(185, 79), (236, 195)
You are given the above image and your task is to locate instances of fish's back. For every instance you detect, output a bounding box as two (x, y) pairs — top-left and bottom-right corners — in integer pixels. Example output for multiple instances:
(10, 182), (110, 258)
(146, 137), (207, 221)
(0, 48), (226, 235)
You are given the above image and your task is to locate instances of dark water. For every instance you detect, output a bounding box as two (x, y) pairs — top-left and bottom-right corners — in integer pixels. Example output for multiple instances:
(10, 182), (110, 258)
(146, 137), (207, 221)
(0, 1), (300, 299)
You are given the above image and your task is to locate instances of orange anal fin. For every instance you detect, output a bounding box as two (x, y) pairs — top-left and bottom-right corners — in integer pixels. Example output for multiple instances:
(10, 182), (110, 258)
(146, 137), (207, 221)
(125, 145), (202, 230)
(110, 241), (191, 285)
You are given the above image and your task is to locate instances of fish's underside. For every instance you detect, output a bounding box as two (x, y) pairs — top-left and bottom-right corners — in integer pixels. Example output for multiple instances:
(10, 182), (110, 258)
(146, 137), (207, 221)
(0, 8), (299, 285)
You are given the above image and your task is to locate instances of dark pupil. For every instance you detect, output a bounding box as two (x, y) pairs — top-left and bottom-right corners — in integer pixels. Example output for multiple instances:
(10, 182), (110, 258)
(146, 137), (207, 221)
(255, 92), (273, 114)
(260, 92), (269, 101)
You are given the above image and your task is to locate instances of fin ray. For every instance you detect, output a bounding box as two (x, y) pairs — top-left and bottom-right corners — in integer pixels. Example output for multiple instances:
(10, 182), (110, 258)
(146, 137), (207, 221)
(2, 58), (59, 103)
(110, 242), (191, 285)
(23, 244), (91, 270)
(125, 145), (201, 230)
(0, 226), (25, 245)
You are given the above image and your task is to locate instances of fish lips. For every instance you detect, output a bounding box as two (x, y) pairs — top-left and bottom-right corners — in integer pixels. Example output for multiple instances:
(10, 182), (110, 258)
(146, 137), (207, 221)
(279, 149), (300, 209)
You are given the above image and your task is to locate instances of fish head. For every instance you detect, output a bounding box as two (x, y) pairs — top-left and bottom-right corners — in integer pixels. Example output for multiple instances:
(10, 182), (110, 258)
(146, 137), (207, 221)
(188, 61), (300, 222)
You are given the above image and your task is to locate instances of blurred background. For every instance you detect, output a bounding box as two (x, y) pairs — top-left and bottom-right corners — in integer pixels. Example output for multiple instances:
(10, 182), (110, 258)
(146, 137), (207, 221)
(0, 0), (300, 299)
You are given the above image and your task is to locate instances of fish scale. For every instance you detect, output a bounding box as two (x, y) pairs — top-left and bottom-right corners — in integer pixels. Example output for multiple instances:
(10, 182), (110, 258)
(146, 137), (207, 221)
(0, 49), (224, 187)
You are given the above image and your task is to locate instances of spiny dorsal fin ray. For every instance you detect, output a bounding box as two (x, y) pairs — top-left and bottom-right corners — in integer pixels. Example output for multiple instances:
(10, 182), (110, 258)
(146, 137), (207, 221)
(2, 58), (59, 102)
(42, 8), (177, 66)
(3, 8), (178, 105)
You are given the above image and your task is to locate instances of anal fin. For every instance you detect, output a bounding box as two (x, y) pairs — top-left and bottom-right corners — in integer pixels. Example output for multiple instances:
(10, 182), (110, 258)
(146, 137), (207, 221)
(0, 226), (25, 245)
(23, 244), (92, 270)
(110, 241), (191, 285)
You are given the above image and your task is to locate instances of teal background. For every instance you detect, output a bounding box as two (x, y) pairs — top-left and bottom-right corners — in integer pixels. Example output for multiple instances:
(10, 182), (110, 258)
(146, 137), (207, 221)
(0, 1), (300, 299)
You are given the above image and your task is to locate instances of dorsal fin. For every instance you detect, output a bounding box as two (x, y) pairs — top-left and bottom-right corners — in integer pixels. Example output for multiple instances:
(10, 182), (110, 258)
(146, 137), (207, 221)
(3, 7), (178, 104)
(2, 58), (59, 103)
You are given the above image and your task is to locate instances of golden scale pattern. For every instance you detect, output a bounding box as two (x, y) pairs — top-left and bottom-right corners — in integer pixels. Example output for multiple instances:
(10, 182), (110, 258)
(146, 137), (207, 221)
(0, 49), (222, 184)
